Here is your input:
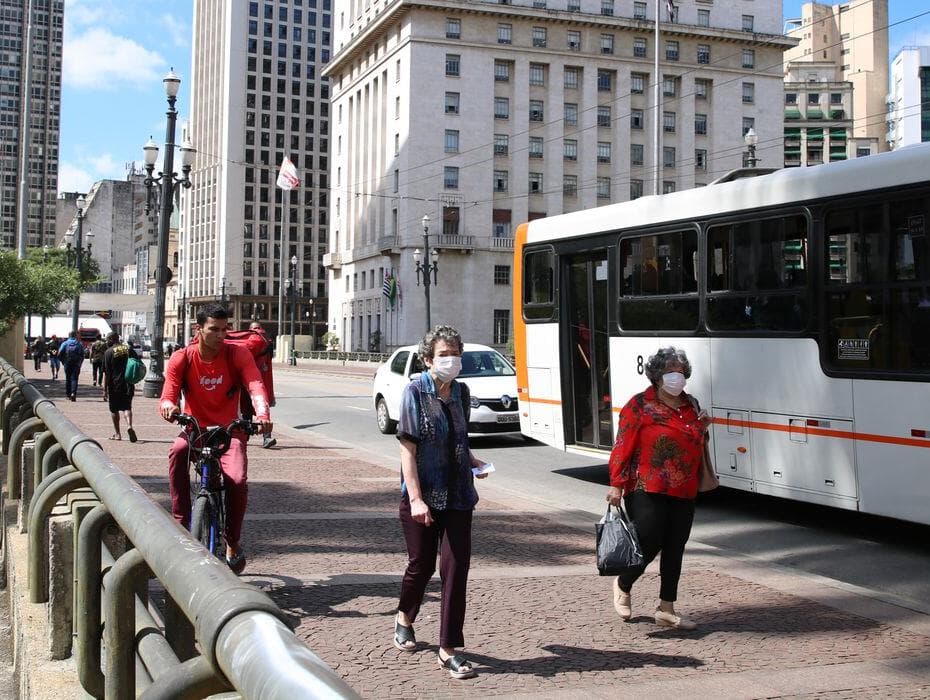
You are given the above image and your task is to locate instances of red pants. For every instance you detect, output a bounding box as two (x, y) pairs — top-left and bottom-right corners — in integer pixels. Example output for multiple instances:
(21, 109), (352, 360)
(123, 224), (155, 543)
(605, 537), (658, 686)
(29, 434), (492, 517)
(168, 434), (248, 548)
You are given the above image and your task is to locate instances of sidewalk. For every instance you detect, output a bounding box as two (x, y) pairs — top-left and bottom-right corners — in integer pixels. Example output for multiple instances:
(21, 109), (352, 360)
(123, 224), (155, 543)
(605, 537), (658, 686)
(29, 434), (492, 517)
(20, 363), (930, 698)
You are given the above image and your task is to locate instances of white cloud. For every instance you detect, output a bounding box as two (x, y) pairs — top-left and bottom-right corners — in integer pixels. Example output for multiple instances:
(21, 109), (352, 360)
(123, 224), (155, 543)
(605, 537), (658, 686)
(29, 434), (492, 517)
(159, 13), (190, 48)
(64, 0), (113, 28)
(62, 27), (165, 90)
(57, 161), (96, 194)
(88, 153), (119, 175)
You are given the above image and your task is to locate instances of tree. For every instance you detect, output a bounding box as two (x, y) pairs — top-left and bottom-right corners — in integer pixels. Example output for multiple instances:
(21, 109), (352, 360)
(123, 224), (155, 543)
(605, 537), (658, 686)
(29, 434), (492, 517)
(322, 331), (340, 351)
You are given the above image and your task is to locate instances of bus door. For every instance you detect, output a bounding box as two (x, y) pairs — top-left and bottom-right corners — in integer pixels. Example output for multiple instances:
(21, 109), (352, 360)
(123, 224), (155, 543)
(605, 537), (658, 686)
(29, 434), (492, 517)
(565, 253), (612, 449)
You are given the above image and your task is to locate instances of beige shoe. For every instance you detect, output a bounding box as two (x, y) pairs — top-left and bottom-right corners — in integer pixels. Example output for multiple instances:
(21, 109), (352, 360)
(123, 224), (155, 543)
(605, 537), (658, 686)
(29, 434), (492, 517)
(654, 607), (697, 630)
(612, 578), (632, 620)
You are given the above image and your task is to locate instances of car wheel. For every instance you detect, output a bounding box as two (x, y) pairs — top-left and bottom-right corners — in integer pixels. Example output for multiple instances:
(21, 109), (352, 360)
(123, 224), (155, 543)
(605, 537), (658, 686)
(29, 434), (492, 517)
(376, 397), (397, 434)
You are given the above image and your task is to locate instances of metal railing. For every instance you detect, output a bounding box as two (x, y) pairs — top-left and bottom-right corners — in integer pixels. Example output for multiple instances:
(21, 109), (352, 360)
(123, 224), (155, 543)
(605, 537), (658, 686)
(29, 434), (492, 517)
(295, 350), (389, 364)
(0, 357), (359, 699)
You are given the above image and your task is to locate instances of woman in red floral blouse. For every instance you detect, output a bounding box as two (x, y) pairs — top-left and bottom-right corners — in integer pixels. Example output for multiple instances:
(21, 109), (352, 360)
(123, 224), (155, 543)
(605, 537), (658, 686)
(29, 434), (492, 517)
(606, 347), (710, 630)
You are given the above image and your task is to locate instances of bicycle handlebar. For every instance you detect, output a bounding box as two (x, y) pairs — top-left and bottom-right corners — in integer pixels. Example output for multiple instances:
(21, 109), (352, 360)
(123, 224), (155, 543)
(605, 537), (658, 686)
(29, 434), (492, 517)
(171, 413), (263, 437)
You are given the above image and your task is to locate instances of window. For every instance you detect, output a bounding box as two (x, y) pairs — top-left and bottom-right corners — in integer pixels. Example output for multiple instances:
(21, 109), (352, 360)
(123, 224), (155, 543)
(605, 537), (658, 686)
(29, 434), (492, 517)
(856, 147), (871, 158)
(532, 27), (547, 47)
(663, 181), (677, 194)
(597, 70), (612, 91)
(494, 133), (509, 155)
(631, 143), (644, 165)
(695, 148), (707, 171)
(706, 215), (809, 333)
(564, 66), (580, 89)
(695, 113), (707, 135)
(564, 139), (578, 160)
(631, 72), (646, 94)
(390, 351), (410, 374)
(666, 41), (679, 61)
(698, 9), (709, 27)
(697, 44), (710, 64)
(742, 117), (755, 136)
(523, 249), (555, 320)
(529, 100), (544, 121)
(597, 141), (611, 163)
(494, 97), (510, 119)
(565, 103), (579, 126)
(492, 309), (511, 344)
(529, 136), (544, 158)
(619, 230), (699, 330)
(601, 33), (614, 54)
(446, 18), (461, 39)
(830, 93), (843, 104)
(663, 76), (677, 97)
(394, 133), (400, 154)
(742, 49), (755, 68)
(808, 92), (821, 104)
(493, 169), (509, 192)
(630, 179), (644, 199)
(563, 174), (578, 196)
(529, 172), (543, 194)
(633, 1), (646, 19)
(493, 209), (512, 238)
(786, 93), (798, 105)
(742, 82), (755, 104)
(445, 91), (460, 114)
(824, 196), (930, 373)
(445, 129), (459, 153)
(663, 146), (675, 168)
(663, 111), (676, 133)
(445, 54), (460, 77)
(494, 60), (511, 82)
(567, 30), (581, 50)
(598, 106), (612, 127)
(601, 0), (614, 16)
(695, 78), (710, 100)
(444, 166), (459, 189)
(597, 177), (611, 199)
(633, 37), (646, 58)
(498, 23), (512, 44)
(742, 14), (754, 31)
(529, 63), (545, 86)
(494, 265), (511, 285)
(630, 108), (643, 129)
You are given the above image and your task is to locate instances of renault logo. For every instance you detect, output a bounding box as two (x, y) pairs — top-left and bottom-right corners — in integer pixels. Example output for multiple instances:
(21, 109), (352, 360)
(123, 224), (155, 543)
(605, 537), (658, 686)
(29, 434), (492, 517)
(500, 394), (512, 409)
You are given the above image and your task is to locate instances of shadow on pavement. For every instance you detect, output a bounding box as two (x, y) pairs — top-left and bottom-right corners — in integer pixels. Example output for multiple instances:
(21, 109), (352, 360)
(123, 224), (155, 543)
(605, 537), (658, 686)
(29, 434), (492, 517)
(466, 644), (703, 676)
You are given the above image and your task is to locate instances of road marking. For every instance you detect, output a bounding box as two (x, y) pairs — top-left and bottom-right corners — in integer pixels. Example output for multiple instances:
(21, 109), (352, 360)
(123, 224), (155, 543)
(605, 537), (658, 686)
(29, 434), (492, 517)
(348, 406), (370, 411)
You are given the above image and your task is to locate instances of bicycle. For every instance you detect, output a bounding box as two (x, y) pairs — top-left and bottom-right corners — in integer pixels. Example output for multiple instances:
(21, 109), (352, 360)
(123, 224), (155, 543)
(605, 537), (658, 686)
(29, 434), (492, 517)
(171, 413), (260, 559)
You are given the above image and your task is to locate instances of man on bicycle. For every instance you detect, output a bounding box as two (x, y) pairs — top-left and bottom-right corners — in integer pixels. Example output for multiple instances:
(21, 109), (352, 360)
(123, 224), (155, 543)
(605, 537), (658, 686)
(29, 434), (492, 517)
(159, 303), (272, 574)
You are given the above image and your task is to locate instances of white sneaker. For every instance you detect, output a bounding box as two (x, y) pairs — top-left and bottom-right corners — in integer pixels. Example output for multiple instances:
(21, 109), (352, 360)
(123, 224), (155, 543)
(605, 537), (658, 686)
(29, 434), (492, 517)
(654, 607), (697, 630)
(612, 577), (632, 620)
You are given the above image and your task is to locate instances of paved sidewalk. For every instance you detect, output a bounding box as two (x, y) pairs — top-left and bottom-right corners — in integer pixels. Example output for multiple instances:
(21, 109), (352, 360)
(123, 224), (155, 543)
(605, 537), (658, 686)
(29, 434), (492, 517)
(21, 363), (930, 698)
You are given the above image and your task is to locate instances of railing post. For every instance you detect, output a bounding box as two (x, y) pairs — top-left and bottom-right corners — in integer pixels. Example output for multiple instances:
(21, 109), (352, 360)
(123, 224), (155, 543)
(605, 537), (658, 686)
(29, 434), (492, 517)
(7, 416), (44, 500)
(28, 469), (87, 602)
(104, 549), (150, 700)
(76, 504), (112, 699)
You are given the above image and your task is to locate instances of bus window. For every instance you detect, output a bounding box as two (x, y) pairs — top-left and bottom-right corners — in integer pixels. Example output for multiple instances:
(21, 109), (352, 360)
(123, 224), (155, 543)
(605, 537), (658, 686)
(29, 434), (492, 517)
(618, 230), (699, 331)
(523, 248), (555, 321)
(706, 214), (809, 332)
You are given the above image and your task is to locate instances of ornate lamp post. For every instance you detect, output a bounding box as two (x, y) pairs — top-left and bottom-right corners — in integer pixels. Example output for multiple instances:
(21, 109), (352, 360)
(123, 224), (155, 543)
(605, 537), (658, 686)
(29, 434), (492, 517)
(744, 127), (759, 168)
(65, 194), (94, 335)
(287, 255), (298, 365)
(413, 214), (439, 333)
(141, 68), (195, 398)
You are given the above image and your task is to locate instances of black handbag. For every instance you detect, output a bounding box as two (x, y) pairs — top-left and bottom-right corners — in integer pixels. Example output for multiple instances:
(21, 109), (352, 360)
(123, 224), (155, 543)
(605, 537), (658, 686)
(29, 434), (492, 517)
(595, 504), (644, 576)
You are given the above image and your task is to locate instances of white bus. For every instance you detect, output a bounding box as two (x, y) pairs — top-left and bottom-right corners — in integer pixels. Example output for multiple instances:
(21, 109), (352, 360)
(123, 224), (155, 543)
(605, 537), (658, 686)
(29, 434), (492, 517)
(512, 144), (930, 525)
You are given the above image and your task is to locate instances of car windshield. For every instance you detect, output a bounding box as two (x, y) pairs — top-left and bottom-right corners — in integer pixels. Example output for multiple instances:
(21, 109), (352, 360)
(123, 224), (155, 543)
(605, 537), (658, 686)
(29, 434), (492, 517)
(458, 350), (515, 378)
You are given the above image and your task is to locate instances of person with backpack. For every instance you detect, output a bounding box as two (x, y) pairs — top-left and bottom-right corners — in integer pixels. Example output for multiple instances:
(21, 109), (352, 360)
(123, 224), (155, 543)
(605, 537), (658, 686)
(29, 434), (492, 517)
(58, 331), (85, 401)
(102, 332), (139, 442)
(47, 335), (61, 379)
(31, 336), (47, 372)
(159, 304), (272, 575)
(90, 336), (108, 386)
(240, 321), (277, 448)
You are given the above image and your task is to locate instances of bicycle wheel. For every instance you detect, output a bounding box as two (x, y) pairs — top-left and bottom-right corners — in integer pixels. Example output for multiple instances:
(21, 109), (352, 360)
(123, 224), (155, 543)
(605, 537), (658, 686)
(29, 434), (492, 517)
(190, 495), (224, 558)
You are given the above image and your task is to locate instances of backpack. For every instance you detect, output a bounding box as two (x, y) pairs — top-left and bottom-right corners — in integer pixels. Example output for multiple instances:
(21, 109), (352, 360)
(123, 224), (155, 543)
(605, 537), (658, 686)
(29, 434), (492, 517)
(60, 340), (84, 367)
(124, 356), (147, 384)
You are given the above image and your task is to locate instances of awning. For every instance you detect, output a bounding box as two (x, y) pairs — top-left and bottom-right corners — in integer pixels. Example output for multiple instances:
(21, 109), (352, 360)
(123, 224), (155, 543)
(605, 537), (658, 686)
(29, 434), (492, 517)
(785, 107), (801, 119)
(806, 108), (823, 119)
(784, 127), (801, 136)
(829, 109), (845, 119)
(784, 148), (801, 155)
(830, 128), (847, 139)
(806, 129), (824, 141)
(830, 153), (848, 160)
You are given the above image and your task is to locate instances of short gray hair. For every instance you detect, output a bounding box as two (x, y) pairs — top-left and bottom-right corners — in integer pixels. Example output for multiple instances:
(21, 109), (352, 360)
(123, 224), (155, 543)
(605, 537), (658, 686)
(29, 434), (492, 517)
(419, 324), (464, 360)
(644, 347), (692, 386)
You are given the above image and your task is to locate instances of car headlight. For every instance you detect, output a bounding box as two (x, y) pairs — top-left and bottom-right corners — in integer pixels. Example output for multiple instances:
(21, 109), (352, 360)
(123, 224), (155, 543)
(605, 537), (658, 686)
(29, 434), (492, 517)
(470, 396), (480, 408)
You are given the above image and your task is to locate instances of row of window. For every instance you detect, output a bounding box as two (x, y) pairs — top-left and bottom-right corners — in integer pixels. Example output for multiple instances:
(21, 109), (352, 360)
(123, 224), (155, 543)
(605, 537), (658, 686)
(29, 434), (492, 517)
(247, 20), (328, 43)
(248, 1), (331, 25)
(786, 92), (845, 105)
(246, 37), (331, 62)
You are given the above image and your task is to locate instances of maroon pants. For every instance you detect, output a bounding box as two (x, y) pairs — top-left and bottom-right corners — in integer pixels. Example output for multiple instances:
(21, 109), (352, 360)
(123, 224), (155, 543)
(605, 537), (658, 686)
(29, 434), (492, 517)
(168, 434), (248, 547)
(397, 495), (473, 649)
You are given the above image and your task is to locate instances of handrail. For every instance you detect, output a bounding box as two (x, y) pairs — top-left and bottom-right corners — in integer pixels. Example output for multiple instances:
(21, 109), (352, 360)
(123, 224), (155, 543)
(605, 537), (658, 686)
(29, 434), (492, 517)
(0, 357), (359, 699)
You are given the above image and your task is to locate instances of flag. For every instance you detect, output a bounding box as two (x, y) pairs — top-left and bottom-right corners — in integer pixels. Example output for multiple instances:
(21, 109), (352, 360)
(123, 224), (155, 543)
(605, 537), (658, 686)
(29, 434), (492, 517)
(666, 0), (677, 21)
(276, 156), (300, 190)
(382, 271), (397, 309)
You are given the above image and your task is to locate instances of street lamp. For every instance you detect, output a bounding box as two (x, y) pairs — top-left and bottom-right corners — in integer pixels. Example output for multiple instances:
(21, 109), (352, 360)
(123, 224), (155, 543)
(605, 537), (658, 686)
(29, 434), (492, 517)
(65, 195), (94, 336)
(744, 127), (759, 168)
(141, 68), (195, 398)
(413, 214), (439, 333)
(288, 255), (298, 365)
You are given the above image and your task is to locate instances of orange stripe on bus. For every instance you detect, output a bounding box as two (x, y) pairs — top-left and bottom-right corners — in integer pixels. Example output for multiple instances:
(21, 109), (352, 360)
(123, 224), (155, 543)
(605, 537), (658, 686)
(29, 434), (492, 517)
(521, 395), (562, 406)
(513, 223), (530, 399)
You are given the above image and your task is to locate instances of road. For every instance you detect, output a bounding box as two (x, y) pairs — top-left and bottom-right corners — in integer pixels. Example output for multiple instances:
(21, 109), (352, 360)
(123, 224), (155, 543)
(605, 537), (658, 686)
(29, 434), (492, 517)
(273, 368), (930, 611)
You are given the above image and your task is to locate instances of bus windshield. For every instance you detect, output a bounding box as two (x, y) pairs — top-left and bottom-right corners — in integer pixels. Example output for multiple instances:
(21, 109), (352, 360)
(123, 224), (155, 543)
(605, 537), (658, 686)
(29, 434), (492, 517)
(459, 350), (515, 378)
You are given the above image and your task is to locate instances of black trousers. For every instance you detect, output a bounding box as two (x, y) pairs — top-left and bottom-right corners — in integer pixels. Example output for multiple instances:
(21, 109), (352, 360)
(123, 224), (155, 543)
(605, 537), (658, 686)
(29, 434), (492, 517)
(618, 490), (695, 602)
(397, 495), (473, 649)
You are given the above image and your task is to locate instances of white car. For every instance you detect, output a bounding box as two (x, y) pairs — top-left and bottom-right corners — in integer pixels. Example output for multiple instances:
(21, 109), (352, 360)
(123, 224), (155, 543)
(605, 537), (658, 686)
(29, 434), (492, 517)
(373, 343), (520, 435)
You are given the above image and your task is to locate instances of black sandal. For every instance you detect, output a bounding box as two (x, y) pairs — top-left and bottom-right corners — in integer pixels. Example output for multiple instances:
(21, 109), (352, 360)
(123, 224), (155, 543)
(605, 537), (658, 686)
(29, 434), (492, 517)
(438, 653), (477, 680)
(393, 620), (416, 652)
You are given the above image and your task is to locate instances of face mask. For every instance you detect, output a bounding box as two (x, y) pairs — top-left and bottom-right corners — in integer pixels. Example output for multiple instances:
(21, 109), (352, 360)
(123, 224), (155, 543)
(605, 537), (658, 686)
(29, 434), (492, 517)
(432, 356), (462, 383)
(662, 372), (686, 396)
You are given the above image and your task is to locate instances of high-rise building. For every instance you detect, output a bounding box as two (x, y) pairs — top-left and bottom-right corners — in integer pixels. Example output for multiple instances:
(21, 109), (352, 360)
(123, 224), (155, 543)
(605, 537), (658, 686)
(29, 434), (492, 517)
(0, 0), (64, 250)
(181, 0), (332, 345)
(784, 0), (888, 161)
(887, 46), (930, 150)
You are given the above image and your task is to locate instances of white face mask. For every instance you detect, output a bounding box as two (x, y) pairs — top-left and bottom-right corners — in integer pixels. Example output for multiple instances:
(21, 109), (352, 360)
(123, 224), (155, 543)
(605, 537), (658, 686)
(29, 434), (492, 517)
(431, 355), (462, 383)
(661, 371), (686, 396)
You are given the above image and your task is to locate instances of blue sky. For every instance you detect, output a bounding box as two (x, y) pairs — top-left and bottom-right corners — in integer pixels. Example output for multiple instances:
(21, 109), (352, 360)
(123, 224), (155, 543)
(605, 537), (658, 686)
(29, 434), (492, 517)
(58, 1), (930, 194)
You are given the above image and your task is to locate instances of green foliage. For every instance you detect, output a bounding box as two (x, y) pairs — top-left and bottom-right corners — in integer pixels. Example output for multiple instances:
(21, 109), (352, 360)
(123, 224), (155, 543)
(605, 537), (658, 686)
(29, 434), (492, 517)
(322, 331), (340, 351)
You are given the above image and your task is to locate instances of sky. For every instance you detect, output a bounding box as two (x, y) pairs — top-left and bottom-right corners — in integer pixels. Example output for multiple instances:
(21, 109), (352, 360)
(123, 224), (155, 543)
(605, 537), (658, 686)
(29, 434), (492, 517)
(58, 0), (930, 194)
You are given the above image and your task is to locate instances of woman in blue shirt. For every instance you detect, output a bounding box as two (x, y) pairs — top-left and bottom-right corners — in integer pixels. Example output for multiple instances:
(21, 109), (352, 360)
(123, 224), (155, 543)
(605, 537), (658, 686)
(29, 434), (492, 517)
(392, 325), (489, 680)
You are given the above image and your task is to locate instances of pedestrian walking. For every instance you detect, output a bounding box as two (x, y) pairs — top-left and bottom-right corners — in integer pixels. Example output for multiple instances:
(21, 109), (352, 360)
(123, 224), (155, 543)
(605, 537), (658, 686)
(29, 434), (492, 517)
(47, 334), (61, 379)
(101, 332), (138, 442)
(31, 336), (47, 372)
(392, 325), (490, 680)
(90, 335), (107, 386)
(606, 346), (711, 630)
(240, 322), (277, 448)
(58, 331), (85, 401)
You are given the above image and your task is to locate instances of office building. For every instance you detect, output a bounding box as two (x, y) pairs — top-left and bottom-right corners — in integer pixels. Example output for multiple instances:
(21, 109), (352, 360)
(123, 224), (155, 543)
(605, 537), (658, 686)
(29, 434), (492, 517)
(324, 0), (794, 351)
(887, 46), (930, 150)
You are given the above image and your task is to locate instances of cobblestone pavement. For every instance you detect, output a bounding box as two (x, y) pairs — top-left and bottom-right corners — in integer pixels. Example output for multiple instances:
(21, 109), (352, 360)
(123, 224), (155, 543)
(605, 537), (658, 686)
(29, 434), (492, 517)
(22, 363), (930, 698)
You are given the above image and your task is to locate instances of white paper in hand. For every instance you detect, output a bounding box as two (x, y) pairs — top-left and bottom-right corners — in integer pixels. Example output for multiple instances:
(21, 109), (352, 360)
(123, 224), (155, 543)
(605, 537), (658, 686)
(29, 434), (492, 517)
(472, 462), (496, 476)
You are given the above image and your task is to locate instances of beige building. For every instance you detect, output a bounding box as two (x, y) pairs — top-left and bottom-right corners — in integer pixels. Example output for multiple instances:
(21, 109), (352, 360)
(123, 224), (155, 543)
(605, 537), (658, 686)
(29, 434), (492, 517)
(325, 0), (794, 352)
(784, 0), (888, 158)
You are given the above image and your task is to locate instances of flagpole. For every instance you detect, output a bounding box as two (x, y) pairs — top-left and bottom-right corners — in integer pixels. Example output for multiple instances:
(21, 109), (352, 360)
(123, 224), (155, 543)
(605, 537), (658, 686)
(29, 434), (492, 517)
(653, 0), (661, 196)
(277, 190), (289, 349)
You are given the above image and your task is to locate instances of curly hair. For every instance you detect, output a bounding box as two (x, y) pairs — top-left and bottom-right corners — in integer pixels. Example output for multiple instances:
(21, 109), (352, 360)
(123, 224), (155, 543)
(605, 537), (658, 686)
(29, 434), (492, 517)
(644, 346), (692, 386)
(419, 324), (464, 360)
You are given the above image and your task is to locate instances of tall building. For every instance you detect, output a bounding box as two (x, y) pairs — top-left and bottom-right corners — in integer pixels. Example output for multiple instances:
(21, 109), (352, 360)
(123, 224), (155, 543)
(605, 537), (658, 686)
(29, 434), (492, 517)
(887, 46), (930, 150)
(0, 0), (64, 250)
(324, 0), (794, 352)
(181, 0), (331, 345)
(784, 0), (888, 160)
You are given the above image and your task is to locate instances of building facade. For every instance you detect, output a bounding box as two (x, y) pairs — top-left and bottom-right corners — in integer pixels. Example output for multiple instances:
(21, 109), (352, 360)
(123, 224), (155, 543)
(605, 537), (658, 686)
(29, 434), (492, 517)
(784, 0), (888, 159)
(324, 0), (793, 352)
(0, 0), (64, 250)
(887, 46), (930, 150)
(180, 0), (331, 346)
